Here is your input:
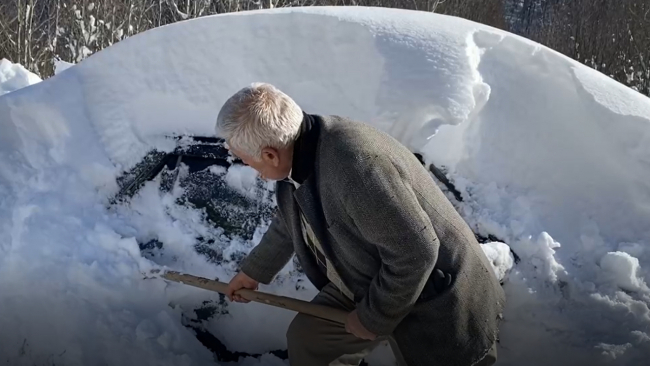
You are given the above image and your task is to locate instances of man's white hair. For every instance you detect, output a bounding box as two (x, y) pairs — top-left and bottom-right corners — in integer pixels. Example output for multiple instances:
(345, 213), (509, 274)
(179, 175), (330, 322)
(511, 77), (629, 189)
(216, 82), (303, 159)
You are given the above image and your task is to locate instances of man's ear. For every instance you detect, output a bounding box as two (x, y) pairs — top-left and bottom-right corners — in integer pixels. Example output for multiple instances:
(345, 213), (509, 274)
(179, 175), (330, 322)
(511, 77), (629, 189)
(261, 147), (280, 167)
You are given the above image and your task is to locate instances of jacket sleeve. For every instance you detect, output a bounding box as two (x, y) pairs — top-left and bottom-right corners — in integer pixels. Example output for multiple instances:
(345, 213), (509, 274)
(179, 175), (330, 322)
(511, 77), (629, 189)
(239, 212), (295, 284)
(341, 156), (439, 336)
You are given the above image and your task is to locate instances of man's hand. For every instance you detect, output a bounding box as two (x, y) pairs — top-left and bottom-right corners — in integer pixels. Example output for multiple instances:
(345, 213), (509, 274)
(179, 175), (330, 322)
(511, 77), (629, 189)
(345, 310), (377, 340)
(226, 272), (259, 303)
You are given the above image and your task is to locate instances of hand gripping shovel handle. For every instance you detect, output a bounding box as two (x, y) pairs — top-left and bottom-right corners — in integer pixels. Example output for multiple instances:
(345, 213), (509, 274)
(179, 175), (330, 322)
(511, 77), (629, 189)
(161, 271), (350, 324)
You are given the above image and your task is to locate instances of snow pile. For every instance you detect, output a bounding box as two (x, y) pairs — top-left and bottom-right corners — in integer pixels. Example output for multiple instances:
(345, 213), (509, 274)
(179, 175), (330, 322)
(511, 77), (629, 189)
(54, 59), (76, 75)
(1, 6), (649, 366)
(599, 252), (648, 293)
(0, 59), (41, 96)
(481, 241), (515, 282)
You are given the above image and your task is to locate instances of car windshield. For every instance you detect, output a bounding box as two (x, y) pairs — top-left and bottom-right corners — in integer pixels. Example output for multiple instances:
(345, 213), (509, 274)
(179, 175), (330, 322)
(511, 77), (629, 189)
(111, 136), (276, 264)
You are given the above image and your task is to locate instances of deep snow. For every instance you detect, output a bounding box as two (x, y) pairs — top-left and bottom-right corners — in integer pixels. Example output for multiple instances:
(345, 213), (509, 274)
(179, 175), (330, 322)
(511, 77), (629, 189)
(1, 6), (649, 366)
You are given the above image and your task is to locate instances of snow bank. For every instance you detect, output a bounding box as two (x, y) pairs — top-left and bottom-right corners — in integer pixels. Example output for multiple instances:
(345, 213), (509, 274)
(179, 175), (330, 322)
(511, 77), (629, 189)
(0, 59), (41, 96)
(1, 6), (649, 366)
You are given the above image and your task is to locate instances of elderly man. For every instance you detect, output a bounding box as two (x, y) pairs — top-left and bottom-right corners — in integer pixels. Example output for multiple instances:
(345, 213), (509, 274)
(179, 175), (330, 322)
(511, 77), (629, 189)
(218, 83), (505, 366)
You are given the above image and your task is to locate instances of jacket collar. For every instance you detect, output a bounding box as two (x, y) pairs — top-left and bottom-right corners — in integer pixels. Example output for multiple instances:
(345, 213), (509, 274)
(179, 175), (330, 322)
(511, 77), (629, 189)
(289, 112), (320, 185)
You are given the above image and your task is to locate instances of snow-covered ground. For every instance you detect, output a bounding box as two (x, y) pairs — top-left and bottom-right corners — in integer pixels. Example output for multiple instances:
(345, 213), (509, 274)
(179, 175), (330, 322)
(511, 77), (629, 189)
(1, 6), (649, 366)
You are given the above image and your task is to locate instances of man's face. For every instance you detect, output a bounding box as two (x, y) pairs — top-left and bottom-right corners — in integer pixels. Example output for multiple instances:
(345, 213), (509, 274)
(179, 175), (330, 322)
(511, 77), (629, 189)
(228, 144), (291, 181)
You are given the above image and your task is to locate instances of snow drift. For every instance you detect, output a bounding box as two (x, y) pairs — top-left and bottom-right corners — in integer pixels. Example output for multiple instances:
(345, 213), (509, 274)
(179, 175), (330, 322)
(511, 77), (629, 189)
(1, 6), (649, 366)
(0, 59), (41, 96)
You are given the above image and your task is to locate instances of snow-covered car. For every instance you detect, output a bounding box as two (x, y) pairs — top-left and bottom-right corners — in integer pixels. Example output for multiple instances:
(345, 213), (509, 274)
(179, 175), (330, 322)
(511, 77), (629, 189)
(3, 6), (649, 366)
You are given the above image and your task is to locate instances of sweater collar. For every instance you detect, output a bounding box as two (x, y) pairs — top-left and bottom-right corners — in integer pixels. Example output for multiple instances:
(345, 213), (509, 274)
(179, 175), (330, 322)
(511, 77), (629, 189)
(289, 112), (320, 184)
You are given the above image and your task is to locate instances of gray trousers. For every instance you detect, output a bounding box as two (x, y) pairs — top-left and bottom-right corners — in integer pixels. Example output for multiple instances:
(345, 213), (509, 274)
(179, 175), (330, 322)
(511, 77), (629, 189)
(286, 283), (498, 366)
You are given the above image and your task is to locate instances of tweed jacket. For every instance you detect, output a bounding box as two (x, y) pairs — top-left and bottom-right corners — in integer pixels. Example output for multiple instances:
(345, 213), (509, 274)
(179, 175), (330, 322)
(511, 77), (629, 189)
(239, 114), (506, 366)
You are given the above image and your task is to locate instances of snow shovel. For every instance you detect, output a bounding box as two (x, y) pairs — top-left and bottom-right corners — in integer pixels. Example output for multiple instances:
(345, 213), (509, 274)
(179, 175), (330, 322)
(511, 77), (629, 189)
(160, 270), (349, 324)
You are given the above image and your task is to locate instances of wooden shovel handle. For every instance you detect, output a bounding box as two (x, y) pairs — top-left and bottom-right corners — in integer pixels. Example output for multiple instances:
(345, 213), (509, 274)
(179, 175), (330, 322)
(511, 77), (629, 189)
(161, 271), (349, 324)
